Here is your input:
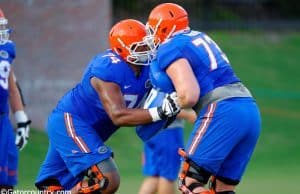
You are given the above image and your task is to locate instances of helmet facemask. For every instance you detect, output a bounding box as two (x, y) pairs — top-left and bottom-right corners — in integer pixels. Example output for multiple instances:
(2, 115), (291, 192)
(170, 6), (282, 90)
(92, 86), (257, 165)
(145, 19), (176, 55)
(117, 37), (153, 66)
(145, 22), (160, 57)
(0, 18), (9, 43)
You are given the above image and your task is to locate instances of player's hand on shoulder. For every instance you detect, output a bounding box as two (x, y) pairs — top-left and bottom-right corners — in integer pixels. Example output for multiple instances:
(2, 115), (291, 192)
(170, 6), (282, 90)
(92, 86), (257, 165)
(14, 110), (31, 151)
(149, 92), (181, 121)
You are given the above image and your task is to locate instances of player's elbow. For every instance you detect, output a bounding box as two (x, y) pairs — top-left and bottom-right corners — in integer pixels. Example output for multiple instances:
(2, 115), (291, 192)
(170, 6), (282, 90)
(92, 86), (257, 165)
(178, 90), (200, 108)
(110, 112), (123, 126)
(109, 109), (127, 126)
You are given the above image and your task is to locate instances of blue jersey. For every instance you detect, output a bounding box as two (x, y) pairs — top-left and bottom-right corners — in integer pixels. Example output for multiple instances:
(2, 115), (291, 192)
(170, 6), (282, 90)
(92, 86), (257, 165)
(148, 30), (261, 183)
(0, 41), (16, 113)
(54, 50), (151, 141)
(150, 30), (240, 96)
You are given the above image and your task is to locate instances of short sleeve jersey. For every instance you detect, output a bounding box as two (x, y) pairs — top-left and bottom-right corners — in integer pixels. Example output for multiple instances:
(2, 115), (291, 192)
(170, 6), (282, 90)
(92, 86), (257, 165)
(150, 30), (240, 96)
(55, 50), (151, 141)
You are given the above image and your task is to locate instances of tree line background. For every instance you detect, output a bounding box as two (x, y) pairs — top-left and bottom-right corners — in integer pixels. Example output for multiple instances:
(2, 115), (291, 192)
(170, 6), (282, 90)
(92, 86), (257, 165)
(113, 0), (300, 30)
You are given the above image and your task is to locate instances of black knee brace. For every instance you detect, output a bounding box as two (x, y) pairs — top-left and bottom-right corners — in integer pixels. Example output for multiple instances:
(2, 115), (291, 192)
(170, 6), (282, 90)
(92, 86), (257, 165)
(216, 176), (240, 186)
(178, 148), (212, 193)
(77, 165), (108, 194)
(216, 191), (235, 194)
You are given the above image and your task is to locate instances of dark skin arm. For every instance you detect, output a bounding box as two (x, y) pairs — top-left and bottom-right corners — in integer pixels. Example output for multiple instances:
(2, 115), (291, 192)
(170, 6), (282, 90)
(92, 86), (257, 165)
(91, 77), (153, 126)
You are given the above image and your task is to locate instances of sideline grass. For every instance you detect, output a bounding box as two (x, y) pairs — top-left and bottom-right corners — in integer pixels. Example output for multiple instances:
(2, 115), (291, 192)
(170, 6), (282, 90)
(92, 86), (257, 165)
(17, 129), (49, 189)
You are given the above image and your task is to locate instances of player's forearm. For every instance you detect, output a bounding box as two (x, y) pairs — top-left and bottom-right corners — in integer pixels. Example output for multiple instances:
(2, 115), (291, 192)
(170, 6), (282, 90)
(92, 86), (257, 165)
(9, 92), (24, 112)
(8, 72), (24, 112)
(110, 108), (153, 126)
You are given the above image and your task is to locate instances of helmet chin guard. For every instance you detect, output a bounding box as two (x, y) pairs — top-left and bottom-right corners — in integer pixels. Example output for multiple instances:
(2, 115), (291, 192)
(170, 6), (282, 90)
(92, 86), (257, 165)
(125, 37), (153, 66)
(0, 9), (10, 43)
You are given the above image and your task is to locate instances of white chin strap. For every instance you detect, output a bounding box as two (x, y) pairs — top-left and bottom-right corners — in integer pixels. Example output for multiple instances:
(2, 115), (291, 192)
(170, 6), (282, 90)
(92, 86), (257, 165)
(127, 54), (151, 66)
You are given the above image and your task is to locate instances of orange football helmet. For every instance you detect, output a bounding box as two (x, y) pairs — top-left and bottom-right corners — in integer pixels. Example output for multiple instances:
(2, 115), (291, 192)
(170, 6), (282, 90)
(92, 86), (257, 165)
(146, 3), (189, 46)
(0, 8), (9, 42)
(109, 19), (152, 66)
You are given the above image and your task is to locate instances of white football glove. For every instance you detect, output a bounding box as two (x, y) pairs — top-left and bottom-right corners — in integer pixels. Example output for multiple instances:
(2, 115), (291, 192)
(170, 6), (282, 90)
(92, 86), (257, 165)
(14, 111), (31, 151)
(149, 92), (181, 121)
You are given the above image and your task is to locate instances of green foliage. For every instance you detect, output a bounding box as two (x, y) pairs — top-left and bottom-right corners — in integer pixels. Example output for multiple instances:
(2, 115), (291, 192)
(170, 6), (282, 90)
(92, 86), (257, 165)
(269, 0), (300, 18)
(17, 32), (300, 194)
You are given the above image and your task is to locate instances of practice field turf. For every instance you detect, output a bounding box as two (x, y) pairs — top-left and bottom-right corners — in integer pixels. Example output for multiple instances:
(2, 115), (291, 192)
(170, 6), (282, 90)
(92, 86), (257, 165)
(17, 31), (300, 194)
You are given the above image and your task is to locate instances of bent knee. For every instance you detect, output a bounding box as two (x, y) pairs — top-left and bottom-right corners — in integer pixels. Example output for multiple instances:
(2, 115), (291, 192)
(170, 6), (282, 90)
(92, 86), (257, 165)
(76, 157), (121, 194)
(102, 171), (120, 193)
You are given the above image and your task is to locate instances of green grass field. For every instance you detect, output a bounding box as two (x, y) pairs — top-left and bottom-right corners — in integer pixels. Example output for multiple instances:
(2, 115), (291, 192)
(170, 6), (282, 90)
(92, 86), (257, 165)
(17, 31), (300, 194)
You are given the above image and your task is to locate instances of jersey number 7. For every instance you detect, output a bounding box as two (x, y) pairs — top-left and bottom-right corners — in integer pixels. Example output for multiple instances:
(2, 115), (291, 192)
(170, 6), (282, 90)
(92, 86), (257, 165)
(192, 34), (229, 71)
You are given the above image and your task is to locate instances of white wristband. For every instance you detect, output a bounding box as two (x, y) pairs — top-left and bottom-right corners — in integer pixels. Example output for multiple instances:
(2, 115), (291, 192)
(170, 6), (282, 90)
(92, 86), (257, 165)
(148, 107), (161, 122)
(14, 110), (28, 123)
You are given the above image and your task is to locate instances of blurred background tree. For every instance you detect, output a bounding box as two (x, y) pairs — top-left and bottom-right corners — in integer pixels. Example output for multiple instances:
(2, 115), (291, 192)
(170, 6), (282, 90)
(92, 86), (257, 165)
(113, 0), (300, 30)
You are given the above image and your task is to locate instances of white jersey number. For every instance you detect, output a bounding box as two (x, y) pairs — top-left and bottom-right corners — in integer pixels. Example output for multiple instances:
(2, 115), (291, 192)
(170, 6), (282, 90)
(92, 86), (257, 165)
(102, 52), (121, 64)
(192, 34), (229, 71)
(124, 94), (138, 108)
(0, 60), (10, 90)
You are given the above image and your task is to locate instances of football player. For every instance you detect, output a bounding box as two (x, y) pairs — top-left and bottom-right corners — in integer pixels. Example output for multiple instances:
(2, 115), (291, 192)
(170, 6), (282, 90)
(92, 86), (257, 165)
(0, 8), (31, 191)
(139, 118), (185, 194)
(138, 111), (196, 194)
(145, 3), (261, 194)
(35, 19), (180, 194)
(136, 88), (196, 194)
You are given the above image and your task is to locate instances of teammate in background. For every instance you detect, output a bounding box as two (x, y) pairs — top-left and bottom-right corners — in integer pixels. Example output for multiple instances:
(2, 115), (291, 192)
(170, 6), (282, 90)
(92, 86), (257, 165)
(138, 110), (196, 194)
(0, 8), (31, 190)
(145, 3), (261, 194)
(35, 19), (180, 194)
